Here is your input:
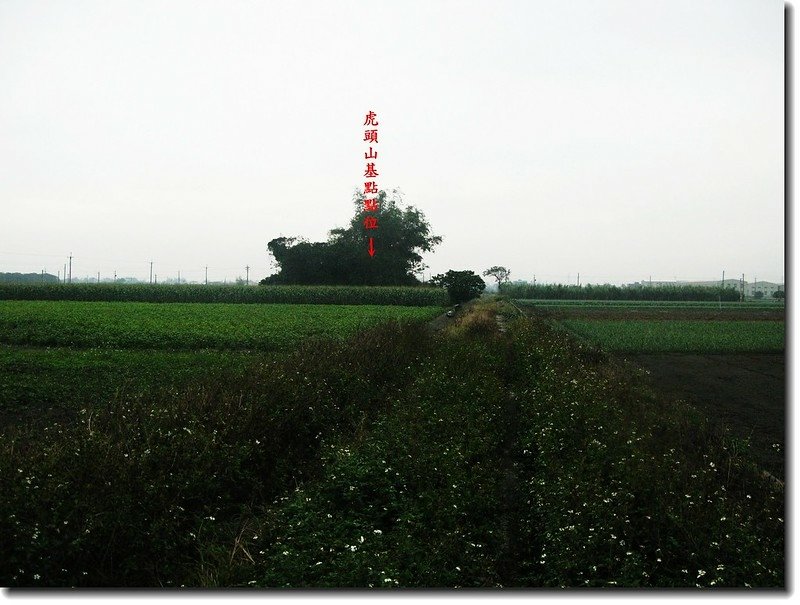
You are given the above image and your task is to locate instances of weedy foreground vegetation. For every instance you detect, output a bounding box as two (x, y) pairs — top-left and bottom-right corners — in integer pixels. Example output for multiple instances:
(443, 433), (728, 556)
(0, 299), (784, 587)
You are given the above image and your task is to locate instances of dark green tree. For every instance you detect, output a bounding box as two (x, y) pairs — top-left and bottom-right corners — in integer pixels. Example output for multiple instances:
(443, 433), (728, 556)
(773, 290), (784, 299)
(262, 189), (442, 285)
(430, 270), (486, 304)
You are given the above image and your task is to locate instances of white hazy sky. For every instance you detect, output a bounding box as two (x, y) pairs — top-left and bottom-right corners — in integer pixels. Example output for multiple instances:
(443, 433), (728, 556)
(0, 0), (785, 285)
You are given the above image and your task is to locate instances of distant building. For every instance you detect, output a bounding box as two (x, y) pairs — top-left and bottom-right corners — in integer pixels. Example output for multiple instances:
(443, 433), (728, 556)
(747, 281), (783, 298)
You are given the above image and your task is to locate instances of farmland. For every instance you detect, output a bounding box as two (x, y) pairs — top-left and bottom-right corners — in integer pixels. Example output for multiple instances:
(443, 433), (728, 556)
(0, 296), (785, 587)
(0, 283), (448, 307)
(0, 301), (441, 351)
(515, 299), (785, 321)
(560, 320), (784, 353)
(0, 346), (256, 427)
(515, 298), (786, 480)
(0, 299), (440, 428)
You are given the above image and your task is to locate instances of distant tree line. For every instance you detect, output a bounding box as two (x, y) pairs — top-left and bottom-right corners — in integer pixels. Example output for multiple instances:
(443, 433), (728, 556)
(500, 282), (743, 302)
(0, 272), (58, 284)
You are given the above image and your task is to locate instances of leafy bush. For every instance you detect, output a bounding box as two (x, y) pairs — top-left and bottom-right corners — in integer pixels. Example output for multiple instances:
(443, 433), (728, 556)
(429, 270), (486, 304)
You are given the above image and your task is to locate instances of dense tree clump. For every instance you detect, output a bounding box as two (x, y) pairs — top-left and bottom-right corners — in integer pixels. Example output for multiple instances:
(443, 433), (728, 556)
(430, 270), (486, 304)
(261, 190), (442, 286)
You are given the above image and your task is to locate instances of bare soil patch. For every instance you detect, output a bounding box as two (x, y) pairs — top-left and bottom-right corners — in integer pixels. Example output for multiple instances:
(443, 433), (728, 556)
(620, 352), (785, 480)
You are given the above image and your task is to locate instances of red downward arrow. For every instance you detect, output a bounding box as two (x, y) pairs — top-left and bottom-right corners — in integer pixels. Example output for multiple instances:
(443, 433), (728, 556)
(368, 237), (376, 257)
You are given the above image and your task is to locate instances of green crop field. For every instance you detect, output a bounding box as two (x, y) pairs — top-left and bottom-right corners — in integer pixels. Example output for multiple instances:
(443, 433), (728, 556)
(0, 283), (448, 307)
(0, 346), (257, 425)
(561, 319), (785, 353)
(0, 300), (441, 350)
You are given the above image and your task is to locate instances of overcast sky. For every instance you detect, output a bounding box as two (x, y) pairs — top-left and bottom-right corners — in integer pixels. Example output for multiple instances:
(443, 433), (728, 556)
(0, 0), (785, 285)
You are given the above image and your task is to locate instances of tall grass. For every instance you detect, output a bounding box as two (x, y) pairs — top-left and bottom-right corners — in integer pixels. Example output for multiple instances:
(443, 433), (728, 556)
(501, 283), (741, 302)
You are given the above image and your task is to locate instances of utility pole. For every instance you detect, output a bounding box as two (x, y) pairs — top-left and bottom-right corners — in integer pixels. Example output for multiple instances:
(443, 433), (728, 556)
(577, 272), (580, 287)
(533, 274), (536, 287)
(150, 261), (153, 284)
(245, 265), (250, 285)
(114, 271), (117, 282)
(178, 270), (181, 284)
(97, 271), (100, 284)
(741, 273), (745, 301)
(722, 270), (725, 289)
(68, 253), (72, 284)
(205, 266), (208, 285)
